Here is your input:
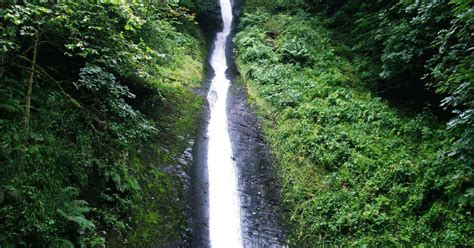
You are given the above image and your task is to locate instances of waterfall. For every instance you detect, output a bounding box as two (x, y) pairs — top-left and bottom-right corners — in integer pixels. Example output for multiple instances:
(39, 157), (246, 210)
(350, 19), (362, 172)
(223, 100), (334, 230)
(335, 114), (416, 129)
(206, 0), (243, 247)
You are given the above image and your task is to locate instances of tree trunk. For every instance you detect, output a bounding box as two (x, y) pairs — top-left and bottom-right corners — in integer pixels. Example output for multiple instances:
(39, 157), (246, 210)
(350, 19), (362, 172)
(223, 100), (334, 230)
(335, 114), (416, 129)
(23, 34), (39, 142)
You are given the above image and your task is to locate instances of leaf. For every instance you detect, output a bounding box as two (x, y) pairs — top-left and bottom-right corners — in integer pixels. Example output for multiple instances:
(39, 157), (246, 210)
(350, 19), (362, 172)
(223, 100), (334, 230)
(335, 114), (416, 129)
(57, 200), (95, 230)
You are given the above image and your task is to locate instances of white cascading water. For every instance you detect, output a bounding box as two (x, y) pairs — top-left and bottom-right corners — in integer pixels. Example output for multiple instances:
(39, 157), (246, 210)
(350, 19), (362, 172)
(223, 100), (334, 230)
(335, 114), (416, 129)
(206, 0), (243, 247)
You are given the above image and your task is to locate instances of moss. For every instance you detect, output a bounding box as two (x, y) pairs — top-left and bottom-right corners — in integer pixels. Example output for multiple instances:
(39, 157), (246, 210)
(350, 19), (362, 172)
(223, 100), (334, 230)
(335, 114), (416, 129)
(107, 25), (206, 247)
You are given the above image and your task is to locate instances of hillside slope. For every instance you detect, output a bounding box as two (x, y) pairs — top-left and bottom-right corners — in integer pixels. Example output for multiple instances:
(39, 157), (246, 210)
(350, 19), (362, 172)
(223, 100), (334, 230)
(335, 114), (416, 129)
(0, 2), (205, 246)
(235, 9), (473, 246)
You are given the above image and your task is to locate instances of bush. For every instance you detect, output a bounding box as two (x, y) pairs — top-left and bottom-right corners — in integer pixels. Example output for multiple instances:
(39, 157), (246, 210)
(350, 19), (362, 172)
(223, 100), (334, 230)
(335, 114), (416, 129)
(236, 10), (474, 246)
(0, 2), (204, 246)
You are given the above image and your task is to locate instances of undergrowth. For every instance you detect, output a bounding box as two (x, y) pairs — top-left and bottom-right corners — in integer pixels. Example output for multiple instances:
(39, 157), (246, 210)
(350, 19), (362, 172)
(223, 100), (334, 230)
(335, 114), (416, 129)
(0, 2), (204, 247)
(235, 10), (473, 246)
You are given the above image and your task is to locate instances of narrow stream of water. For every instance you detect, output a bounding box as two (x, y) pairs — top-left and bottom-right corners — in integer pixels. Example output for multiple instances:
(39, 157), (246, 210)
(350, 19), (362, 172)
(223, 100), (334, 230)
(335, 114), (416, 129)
(206, 0), (243, 247)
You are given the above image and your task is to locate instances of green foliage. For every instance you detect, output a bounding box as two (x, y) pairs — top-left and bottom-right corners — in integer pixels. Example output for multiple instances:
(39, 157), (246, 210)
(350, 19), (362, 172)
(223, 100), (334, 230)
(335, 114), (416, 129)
(324, 0), (473, 166)
(180, 0), (219, 13)
(0, 1), (204, 246)
(254, 0), (473, 172)
(243, 0), (306, 12)
(236, 10), (474, 246)
(278, 37), (312, 64)
(57, 199), (95, 231)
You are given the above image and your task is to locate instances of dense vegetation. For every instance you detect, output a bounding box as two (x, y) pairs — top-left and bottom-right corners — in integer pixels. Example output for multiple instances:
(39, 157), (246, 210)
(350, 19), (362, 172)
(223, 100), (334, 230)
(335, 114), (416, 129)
(0, 2), (205, 246)
(1, 0), (472, 246)
(236, 0), (473, 246)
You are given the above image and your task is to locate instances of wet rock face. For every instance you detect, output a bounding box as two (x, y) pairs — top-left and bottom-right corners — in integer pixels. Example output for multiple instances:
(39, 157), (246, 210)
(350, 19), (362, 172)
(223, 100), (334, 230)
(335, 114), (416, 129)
(188, 0), (286, 246)
(226, 2), (286, 245)
(189, 117), (211, 248)
(227, 81), (287, 247)
(196, 0), (223, 46)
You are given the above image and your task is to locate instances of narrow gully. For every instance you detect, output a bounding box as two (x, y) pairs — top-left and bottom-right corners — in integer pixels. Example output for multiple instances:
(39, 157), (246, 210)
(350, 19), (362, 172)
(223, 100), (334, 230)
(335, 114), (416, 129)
(189, 0), (286, 247)
(206, 0), (243, 246)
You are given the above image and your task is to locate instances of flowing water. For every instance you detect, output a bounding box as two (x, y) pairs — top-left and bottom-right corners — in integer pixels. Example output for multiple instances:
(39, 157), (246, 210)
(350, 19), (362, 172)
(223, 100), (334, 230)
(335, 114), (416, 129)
(206, 0), (243, 247)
